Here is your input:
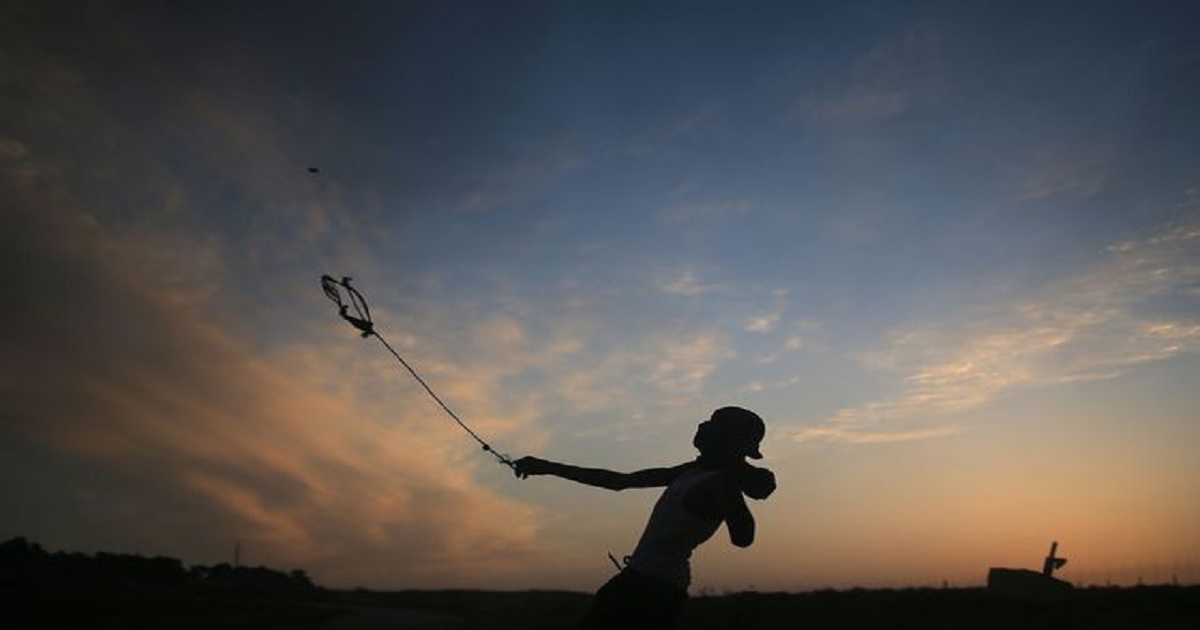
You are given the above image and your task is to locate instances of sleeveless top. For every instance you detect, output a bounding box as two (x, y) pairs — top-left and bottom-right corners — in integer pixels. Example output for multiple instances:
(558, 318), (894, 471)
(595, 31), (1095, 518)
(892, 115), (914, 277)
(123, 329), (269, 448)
(626, 466), (722, 590)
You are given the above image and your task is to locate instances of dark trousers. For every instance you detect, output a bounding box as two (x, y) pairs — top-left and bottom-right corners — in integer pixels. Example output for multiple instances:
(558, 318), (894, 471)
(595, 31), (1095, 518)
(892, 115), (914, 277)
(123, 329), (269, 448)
(582, 568), (688, 630)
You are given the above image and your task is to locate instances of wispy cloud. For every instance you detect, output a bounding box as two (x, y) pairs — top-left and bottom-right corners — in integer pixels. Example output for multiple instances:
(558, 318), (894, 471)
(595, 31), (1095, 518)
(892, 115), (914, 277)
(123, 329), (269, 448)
(647, 334), (736, 396)
(657, 267), (723, 297)
(740, 375), (803, 394)
(1016, 148), (1112, 201)
(756, 333), (806, 365)
(457, 143), (584, 212)
(744, 312), (782, 331)
(794, 425), (959, 445)
(625, 106), (721, 156)
(0, 171), (548, 587)
(799, 22), (944, 121)
(795, 213), (1200, 444)
(746, 288), (792, 332)
(0, 137), (26, 159)
(744, 310), (783, 333)
(661, 198), (751, 224)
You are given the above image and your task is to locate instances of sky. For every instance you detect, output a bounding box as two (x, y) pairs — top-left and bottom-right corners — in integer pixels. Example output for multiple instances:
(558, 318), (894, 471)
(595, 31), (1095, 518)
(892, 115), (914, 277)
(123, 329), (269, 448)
(2, 0), (1198, 592)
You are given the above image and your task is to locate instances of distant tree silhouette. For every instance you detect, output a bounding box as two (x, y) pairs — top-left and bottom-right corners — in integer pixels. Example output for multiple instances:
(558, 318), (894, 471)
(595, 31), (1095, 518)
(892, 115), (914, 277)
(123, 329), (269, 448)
(0, 536), (318, 596)
(0, 536), (47, 567)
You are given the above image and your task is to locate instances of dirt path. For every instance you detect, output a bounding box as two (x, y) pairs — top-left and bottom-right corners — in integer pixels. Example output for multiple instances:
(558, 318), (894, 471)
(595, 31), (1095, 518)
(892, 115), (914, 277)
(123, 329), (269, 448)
(317, 605), (465, 629)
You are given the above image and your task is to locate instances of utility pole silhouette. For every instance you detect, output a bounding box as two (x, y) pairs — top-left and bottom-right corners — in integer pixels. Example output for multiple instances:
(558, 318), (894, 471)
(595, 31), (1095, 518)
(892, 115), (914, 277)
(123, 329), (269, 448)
(988, 540), (1072, 599)
(1042, 541), (1067, 577)
(233, 541), (241, 568)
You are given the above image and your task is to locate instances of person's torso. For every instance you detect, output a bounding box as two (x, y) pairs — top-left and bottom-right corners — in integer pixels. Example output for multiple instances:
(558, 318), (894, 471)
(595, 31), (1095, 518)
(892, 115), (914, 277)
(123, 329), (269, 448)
(626, 466), (723, 589)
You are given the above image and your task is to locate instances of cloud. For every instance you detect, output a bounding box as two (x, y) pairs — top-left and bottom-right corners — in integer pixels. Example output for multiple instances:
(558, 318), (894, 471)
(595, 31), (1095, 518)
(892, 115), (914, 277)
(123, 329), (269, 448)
(0, 171), (548, 587)
(0, 1), (382, 311)
(744, 308), (784, 333)
(0, 137), (27, 160)
(799, 22), (944, 121)
(661, 198), (751, 224)
(657, 267), (723, 297)
(1015, 147), (1112, 201)
(793, 425), (959, 445)
(739, 375), (802, 394)
(794, 213), (1200, 444)
(647, 334), (736, 396)
(456, 143), (584, 212)
(625, 106), (721, 156)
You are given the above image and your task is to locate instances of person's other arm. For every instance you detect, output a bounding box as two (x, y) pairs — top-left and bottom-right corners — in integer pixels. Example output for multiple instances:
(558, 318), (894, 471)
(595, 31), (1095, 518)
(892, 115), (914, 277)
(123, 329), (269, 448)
(721, 487), (755, 547)
(685, 471), (755, 547)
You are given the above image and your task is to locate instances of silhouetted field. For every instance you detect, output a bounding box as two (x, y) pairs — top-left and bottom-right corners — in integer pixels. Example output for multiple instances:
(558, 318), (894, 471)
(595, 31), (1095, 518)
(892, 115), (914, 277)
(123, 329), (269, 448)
(337, 585), (1200, 629)
(6, 584), (1199, 629)
(4, 538), (1198, 628)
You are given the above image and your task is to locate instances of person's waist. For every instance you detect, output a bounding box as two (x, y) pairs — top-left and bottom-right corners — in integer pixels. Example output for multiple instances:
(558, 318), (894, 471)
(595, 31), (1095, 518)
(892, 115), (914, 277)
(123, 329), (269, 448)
(625, 556), (689, 590)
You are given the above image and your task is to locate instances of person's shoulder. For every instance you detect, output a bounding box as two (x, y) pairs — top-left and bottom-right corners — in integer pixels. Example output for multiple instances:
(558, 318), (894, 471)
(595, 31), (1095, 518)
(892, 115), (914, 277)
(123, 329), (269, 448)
(698, 466), (743, 494)
(625, 461), (695, 488)
(662, 461), (699, 481)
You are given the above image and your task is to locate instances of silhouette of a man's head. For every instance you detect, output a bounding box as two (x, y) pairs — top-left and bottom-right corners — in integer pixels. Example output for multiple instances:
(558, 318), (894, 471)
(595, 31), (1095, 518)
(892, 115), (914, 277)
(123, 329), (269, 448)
(694, 406), (765, 461)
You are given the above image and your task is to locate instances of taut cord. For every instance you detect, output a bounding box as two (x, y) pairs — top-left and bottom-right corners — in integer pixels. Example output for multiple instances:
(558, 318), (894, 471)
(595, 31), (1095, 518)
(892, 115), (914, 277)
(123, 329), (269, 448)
(320, 275), (516, 471)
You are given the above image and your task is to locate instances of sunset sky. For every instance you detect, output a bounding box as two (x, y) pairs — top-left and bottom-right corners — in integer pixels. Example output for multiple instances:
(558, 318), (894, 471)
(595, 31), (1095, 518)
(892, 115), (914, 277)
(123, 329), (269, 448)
(2, 1), (1198, 592)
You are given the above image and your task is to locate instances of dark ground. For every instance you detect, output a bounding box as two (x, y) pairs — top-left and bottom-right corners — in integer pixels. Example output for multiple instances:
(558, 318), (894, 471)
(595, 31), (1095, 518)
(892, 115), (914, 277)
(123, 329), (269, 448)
(3, 584), (1199, 629)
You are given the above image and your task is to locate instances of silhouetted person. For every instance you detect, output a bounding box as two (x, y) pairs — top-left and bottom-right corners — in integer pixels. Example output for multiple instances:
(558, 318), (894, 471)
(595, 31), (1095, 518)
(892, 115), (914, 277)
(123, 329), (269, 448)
(515, 406), (776, 629)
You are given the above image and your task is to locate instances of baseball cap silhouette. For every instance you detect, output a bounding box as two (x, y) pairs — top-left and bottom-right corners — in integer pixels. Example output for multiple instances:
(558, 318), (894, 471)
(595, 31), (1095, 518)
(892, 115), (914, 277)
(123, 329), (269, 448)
(709, 406), (765, 459)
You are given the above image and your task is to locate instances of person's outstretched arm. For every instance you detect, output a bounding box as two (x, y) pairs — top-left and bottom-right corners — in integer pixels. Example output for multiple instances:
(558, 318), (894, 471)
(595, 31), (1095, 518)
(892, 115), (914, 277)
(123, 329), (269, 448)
(514, 457), (690, 490)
